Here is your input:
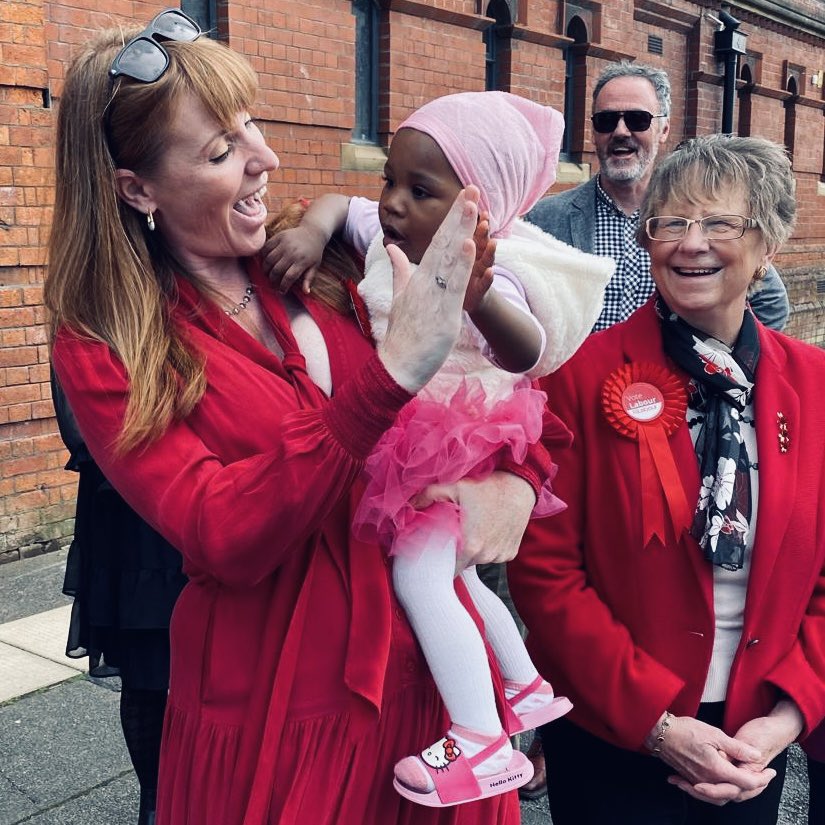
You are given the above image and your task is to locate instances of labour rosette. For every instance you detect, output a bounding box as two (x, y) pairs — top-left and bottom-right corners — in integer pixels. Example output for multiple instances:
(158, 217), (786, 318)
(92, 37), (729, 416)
(602, 363), (691, 546)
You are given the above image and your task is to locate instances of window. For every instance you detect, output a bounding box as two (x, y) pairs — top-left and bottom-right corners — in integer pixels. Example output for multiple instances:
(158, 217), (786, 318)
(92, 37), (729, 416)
(181, 0), (217, 37)
(737, 63), (753, 137)
(562, 16), (588, 158)
(352, 0), (380, 144)
(783, 62), (804, 164)
(484, 0), (512, 91)
(784, 76), (798, 164)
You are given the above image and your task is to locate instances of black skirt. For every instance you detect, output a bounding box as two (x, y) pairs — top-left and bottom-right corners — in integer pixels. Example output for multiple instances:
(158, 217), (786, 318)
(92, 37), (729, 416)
(63, 459), (187, 691)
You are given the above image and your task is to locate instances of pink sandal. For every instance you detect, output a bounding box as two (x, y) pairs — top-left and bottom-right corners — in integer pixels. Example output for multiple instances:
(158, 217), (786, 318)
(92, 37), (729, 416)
(393, 730), (533, 807)
(505, 675), (572, 736)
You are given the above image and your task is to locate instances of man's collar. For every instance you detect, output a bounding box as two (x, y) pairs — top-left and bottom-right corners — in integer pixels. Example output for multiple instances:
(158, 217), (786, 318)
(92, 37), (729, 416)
(595, 175), (640, 219)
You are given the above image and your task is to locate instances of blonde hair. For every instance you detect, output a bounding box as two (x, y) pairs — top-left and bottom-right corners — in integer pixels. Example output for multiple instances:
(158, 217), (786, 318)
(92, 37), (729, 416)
(46, 30), (257, 452)
(638, 134), (796, 250)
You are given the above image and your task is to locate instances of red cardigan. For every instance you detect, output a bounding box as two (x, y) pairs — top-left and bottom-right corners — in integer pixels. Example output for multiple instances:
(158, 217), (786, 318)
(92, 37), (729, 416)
(510, 299), (825, 753)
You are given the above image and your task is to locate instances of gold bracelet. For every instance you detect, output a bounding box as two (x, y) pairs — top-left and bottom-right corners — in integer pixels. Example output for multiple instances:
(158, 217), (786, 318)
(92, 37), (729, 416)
(651, 711), (674, 756)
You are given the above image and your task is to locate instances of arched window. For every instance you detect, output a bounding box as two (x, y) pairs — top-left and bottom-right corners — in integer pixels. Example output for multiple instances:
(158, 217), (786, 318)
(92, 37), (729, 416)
(784, 75), (798, 164)
(782, 62), (804, 165)
(352, 0), (380, 144)
(562, 16), (588, 158)
(484, 0), (512, 91)
(737, 63), (753, 137)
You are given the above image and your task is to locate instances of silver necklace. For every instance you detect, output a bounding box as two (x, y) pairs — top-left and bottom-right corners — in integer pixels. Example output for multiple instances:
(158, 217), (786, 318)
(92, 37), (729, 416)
(225, 283), (254, 316)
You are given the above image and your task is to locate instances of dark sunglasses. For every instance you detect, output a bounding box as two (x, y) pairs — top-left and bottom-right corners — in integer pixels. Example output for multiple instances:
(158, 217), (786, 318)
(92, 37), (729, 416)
(590, 110), (667, 134)
(109, 9), (201, 84)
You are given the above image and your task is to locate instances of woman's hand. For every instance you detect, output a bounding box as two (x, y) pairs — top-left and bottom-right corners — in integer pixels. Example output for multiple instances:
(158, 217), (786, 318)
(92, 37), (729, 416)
(732, 700), (804, 774)
(412, 470), (535, 573)
(649, 713), (776, 805)
(378, 187), (479, 393)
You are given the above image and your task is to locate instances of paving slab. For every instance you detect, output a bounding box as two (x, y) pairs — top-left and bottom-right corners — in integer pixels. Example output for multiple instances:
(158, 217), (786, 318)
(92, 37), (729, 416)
(780, 744), (809, 825)
(0, 606), (83, 671)
(0, 677), (136, 825)
(519, 791), (549, 825)
(0, 550), (71, 625)
(0, 644), (77, 705)
(0, 772), (32, 825)
(18, 773), (138, 825)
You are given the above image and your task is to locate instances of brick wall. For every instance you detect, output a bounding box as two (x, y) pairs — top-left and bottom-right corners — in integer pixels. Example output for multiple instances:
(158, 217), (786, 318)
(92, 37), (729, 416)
(784, 267), (825, 345)
(1, 0), (76, 562)
(1, 0), (825, 563)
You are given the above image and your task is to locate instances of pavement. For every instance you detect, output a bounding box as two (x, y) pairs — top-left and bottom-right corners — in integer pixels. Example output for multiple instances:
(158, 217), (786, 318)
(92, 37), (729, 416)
(0, 548), (810, 825)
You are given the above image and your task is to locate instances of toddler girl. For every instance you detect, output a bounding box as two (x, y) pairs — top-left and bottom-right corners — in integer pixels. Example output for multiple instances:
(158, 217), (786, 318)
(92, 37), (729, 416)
(264, 91), (613, 807)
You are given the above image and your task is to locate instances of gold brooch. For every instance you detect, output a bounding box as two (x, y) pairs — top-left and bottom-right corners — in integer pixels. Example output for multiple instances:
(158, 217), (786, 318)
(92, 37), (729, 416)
(777, 412), (790, 453)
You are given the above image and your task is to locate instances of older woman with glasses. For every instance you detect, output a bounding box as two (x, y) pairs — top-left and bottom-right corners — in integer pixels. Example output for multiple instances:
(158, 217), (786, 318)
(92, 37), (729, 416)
(45, 13), (551, 825)
(509, 134), (825, 825)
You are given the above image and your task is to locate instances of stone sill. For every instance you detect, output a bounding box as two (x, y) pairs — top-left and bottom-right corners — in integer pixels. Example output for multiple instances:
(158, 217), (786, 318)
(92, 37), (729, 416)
(556, 161), (591, 186)
(341, 148), (592, 188)
(341, 142), (387, 173)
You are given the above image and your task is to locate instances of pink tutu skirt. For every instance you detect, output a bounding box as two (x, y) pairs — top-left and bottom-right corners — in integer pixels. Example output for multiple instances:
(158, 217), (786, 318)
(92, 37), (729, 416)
(353, 379), (565, 557)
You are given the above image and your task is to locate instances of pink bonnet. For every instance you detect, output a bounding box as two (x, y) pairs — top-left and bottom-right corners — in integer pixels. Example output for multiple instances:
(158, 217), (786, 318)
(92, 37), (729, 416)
(397, 91), (564, 238)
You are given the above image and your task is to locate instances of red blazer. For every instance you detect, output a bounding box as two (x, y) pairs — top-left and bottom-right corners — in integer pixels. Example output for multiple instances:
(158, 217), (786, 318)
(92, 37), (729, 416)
(509, 299), (825, 752)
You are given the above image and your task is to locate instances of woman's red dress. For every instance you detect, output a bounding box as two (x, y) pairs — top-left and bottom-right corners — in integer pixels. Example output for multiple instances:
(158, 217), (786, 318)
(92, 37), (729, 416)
(53, 263), (525, 825)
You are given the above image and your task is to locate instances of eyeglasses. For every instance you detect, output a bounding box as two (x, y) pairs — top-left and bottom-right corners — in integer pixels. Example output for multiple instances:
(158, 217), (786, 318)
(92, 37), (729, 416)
(645, 215), (759, 242)
(109, 9), (201, 84)
(591, 110), (667, 134)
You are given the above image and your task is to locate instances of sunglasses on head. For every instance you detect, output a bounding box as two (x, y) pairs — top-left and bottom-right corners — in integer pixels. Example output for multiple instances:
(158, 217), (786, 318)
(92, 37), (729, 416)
(590, 110), (667, 134)
(109, 8), (201, 84)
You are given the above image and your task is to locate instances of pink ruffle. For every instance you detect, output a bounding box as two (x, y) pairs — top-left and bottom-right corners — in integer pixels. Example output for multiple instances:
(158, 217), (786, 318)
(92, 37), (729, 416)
(353, 379), (565, 557)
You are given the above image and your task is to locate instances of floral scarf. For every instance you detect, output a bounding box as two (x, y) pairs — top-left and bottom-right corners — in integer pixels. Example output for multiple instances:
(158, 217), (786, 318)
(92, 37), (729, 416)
(657, 296), (760, 570)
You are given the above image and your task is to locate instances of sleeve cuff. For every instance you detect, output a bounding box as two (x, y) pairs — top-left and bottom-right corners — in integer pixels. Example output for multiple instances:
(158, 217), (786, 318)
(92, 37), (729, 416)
(323, 353), (413, 459)
(499, 450), (550, 503)
(499, 415), (568, 505)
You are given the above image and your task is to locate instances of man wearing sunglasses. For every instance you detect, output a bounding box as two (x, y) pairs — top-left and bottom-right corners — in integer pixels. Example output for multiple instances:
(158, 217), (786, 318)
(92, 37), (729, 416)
(525, 60), (789, 333)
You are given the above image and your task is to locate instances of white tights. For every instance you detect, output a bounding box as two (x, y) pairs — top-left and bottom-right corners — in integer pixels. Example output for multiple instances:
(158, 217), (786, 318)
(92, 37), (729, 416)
(392, 524), (539, 735)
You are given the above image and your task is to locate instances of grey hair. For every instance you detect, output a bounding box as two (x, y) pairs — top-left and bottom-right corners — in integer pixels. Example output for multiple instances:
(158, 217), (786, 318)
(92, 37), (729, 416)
(638, 134), (796, 251)
(592, 60), (671, 118)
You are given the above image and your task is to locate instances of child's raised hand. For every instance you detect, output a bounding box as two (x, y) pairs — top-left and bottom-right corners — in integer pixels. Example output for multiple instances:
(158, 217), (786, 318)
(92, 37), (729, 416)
(463, 215), (496, 312)
(262, 224), (327, 294)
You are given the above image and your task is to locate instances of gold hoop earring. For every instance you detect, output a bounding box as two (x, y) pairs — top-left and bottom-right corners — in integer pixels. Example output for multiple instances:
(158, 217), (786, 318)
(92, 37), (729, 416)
(147, 209), (155, 232)
(755, 265), (767, 280)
